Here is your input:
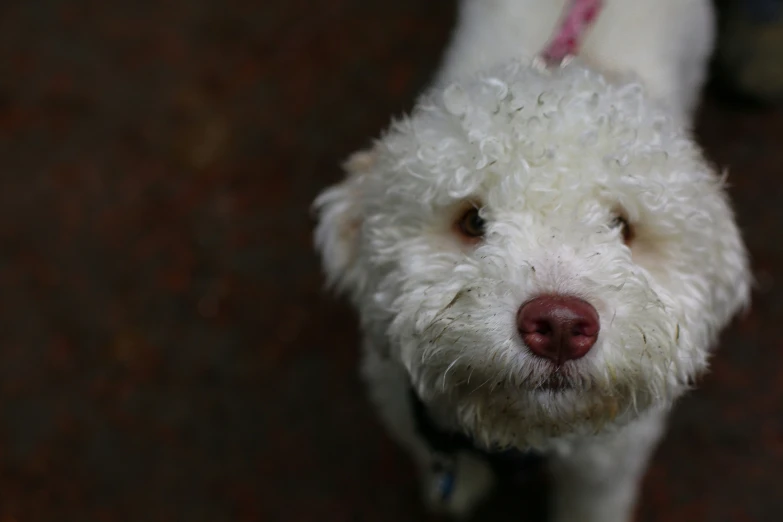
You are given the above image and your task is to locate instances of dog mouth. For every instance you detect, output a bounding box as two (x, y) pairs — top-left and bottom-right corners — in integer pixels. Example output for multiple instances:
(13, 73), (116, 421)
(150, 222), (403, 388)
(539, 376), (570, 391)
(537, 368), (574, 392)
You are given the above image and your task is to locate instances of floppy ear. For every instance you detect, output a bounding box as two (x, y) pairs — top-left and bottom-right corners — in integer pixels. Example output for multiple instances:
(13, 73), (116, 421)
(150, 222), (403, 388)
(313, 149), (376, 295)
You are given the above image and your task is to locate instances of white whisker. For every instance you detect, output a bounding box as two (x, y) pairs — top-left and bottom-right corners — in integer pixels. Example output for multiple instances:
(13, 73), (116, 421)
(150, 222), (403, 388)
(442, 356), (463, 391)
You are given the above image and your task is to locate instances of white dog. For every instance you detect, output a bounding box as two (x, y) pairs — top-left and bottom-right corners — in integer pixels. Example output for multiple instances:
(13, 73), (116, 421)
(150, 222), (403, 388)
(314, 1), (751, 520)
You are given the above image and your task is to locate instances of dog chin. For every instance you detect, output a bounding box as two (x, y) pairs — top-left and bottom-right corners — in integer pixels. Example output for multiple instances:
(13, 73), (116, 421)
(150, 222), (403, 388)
(431, 373), (664, 451)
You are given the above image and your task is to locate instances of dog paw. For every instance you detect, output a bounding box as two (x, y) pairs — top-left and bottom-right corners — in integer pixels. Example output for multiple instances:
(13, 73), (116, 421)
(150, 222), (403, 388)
(422, 451), (495, 519)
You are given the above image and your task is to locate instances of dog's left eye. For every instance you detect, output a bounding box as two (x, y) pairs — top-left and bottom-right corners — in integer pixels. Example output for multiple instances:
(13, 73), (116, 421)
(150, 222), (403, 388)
(456, 207), (486, 240)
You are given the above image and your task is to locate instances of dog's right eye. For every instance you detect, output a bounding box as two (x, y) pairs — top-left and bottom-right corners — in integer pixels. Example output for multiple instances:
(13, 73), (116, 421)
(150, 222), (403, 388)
(456, 207), (486, 241)
(610, 215), (634, 245)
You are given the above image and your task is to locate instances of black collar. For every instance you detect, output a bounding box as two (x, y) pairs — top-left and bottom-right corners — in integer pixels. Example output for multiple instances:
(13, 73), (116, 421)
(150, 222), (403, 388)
(409, 387), (544, 475)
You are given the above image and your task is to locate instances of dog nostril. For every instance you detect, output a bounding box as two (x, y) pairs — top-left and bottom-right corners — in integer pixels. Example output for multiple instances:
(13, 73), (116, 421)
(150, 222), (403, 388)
(517, 295), (600, 364)
(534, 320), (552, 335)
(572, 320), (598, 338)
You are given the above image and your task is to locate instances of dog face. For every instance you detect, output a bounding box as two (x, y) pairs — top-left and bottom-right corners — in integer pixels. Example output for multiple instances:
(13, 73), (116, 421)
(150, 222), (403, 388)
(315, 61), (750, 450)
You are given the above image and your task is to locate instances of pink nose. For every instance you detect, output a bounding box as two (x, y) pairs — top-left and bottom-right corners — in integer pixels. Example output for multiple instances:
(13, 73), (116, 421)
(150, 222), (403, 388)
(517, 295), (600, 364)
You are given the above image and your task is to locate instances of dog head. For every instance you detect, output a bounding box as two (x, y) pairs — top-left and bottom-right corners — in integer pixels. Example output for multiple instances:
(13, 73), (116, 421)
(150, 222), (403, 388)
(314, 60), (750, 450)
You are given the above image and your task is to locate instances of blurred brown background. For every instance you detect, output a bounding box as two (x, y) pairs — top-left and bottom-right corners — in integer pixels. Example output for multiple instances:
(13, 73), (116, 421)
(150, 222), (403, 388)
(0, 0), (781, 521)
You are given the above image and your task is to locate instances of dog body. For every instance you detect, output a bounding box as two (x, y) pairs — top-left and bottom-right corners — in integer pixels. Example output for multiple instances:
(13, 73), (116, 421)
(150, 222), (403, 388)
(315, 1), (749, 520)
(436, 0), (715, 120)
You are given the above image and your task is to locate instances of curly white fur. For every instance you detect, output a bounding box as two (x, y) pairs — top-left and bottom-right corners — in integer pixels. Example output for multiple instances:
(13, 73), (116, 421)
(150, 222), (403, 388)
(314, 1), (750, 520)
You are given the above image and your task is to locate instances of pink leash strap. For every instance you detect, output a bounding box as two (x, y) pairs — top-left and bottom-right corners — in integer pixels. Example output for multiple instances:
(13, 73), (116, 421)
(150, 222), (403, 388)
(541, 0), (604, 65)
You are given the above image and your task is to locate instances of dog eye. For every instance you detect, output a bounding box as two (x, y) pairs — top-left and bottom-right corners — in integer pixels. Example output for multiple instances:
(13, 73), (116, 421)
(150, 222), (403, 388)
(611, 215), (633, 244)
(456, 207), (486, 240)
